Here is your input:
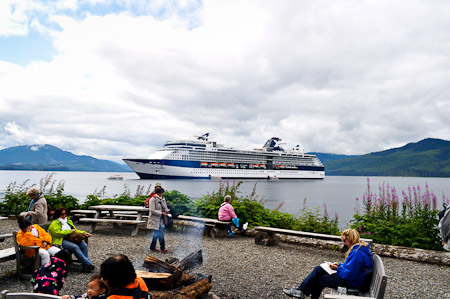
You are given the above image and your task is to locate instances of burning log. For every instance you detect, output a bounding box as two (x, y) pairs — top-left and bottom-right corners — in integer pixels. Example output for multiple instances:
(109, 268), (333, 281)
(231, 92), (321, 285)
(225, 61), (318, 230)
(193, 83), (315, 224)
(149, 279), (212, 299)
(139, 250), (211, 297)
(175, 250), (203, 272)
(141, 255), (182, 289)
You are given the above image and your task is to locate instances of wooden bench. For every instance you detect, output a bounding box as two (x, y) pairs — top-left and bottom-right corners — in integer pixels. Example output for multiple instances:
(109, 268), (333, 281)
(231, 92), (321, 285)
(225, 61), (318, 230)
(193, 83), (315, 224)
(1, 290), (61, 299)
(79, 218), (146, 236)
(70, 210), (104, 222)
(0, 233), (13, 243)
(0, 247), (16, 263)
(254, 226), (373, 246)
(0, 233), (15, 264)
(324, 254), (387, 299)
(176, 215), (232, 238)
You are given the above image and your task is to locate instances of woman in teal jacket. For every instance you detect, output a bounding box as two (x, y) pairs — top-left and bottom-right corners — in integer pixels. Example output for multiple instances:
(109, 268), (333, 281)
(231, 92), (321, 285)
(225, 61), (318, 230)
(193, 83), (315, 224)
(283, 228), (373, 299)
(48, 207), (95, 272)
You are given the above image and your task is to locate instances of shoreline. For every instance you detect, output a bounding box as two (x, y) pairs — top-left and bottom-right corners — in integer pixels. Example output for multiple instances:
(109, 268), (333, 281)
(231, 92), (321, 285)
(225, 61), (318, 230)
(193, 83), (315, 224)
(1, 220), (449, 298)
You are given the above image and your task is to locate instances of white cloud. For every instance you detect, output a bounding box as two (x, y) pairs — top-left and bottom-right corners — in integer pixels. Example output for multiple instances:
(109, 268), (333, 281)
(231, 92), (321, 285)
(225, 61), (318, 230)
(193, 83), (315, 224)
(1, 0), (450, 163)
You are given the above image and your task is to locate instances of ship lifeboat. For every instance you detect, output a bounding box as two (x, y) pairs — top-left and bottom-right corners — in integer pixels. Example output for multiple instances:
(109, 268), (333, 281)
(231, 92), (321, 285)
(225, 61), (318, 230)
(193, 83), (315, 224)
(200, 162), (208, 167)
(252, 164), (259, 168)
(260, 164), (266, 169)
(219, 162), (226, 167)
(227, 163), (235, 168)
(210, 162), (218, 167)
(279, 165), (286, 169)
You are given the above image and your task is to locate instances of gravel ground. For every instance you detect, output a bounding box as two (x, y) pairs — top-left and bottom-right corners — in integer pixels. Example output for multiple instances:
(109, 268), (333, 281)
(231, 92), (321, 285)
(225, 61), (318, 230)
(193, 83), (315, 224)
(1, 219), (449, 299)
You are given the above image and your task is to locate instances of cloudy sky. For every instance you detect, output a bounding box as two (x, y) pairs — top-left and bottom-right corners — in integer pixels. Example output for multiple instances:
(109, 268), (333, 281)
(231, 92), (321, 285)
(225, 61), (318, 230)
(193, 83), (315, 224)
(1, 0), (450, 163)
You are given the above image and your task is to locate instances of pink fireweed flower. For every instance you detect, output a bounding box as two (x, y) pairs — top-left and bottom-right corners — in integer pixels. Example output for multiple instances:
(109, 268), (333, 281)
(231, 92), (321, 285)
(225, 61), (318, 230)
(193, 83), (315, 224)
(323, 203), (329, 218)
(432, 194), (437, 210)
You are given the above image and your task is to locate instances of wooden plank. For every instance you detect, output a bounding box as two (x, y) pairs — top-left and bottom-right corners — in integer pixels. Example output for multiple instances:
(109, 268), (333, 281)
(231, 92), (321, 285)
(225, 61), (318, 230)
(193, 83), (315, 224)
(177, 215), (231, 225)
(0, 233), (13, 242)
(1, 291), (62, 299)
(254, 226), (373, 244)
(71, 209), (97, 214)
(0, 247), (16, 263)
(88, 205), (148, 212)
(79, 218), (145, 225)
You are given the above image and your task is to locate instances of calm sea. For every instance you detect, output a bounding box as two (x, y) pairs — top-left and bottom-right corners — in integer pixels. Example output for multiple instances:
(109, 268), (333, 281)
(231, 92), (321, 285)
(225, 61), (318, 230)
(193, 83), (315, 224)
(1, 170), (449, 228)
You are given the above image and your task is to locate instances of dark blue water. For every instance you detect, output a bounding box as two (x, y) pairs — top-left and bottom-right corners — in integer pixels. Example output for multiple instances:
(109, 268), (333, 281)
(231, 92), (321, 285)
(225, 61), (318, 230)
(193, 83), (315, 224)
(1, 171), (449, 228)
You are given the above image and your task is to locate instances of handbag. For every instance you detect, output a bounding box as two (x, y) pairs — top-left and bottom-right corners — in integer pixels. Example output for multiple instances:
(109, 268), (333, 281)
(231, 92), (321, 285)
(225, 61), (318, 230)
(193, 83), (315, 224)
(65, 231), (86, 243)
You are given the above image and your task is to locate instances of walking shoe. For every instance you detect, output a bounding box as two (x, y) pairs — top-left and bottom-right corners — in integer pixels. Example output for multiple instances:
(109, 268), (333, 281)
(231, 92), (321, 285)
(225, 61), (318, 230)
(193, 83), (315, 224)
(150, 248), (159, 252)
(161, 249), (169, 253)
(81, 268), (92, 273)
(282, 287), (306, 298)
(228, 232), (234, 237)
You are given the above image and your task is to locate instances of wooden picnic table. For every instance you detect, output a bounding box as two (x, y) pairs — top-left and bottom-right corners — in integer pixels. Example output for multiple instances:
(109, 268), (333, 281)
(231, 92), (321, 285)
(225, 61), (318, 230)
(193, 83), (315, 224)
(80, 205), (149, 236)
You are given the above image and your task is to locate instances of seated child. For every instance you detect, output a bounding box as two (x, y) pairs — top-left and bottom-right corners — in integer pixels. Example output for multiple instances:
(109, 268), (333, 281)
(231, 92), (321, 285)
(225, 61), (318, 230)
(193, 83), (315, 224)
(16, 216), (61, 265)
(62, 274), (108, 299)
(31, 249), (72, 295)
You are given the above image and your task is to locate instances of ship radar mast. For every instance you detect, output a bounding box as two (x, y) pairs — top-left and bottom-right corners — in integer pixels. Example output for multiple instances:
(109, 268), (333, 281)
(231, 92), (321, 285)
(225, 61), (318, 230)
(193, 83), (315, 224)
(197, 133), (209, 141)
(263, 137), (285, 152)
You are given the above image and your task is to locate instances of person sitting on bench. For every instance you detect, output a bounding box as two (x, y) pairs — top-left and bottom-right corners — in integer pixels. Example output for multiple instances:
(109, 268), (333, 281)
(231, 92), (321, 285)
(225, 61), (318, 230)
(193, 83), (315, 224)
(16, 216), (61, 265)
(283, 228), (373, 299)
(218, 195), (247, 237)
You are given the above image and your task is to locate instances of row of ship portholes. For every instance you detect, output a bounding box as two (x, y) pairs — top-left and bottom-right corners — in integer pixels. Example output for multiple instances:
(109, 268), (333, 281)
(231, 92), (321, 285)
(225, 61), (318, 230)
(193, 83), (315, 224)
(199, 162), (296, 169)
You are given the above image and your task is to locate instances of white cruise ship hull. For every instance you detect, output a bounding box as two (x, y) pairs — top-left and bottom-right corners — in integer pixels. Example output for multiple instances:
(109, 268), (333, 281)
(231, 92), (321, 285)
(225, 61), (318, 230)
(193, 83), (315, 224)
(123, 159), (325, 179)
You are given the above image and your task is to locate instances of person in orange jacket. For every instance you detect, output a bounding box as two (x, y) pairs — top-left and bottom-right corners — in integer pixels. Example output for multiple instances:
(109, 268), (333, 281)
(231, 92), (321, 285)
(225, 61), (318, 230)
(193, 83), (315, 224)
(16, 216), (61, 265)
(100, 254), (150, 299)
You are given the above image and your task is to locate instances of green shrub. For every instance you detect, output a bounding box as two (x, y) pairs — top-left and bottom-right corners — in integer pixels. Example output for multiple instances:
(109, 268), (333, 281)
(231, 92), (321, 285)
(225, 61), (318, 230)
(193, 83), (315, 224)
(350, 178), (443, 250)
(193, 180), (340, 235)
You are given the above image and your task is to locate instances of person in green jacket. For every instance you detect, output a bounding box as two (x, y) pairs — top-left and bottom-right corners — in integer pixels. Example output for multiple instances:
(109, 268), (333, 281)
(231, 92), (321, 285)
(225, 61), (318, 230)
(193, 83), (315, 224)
(48, 207), (95, 272)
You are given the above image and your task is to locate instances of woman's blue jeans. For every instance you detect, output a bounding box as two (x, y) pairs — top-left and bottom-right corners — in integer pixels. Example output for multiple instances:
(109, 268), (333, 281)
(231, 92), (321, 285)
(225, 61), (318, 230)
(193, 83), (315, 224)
(298, 265), (349, 299)
(62, 240), (92, 268)
(150, 229), (165, 250)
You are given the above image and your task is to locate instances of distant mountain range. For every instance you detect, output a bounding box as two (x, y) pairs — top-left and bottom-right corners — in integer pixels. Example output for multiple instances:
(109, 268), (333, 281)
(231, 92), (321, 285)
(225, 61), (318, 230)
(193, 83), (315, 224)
(0, 144), (130, 172)
(315, 138), (450, 177)
(1, 138), (450, 176)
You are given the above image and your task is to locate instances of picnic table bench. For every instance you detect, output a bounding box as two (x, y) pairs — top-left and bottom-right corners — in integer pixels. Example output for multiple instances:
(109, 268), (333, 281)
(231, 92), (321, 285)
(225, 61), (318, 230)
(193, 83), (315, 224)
(176, 215), (232, 238)
(325, 254), (387, 299)
(254, 226), (373, 246)
(71, 210), (148, 222)
(78, 205), (149, 236)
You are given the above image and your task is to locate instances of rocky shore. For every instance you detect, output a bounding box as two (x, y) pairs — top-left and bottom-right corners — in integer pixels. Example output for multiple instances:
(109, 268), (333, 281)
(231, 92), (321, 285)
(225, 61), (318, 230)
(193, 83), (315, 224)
(1, 219), (449, 298)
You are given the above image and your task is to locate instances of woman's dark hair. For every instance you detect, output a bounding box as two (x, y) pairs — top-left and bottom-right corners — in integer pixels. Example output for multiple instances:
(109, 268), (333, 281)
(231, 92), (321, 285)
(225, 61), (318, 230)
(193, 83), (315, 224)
(100, 254), (136, 290)
(53, 207), (67, 220)
(18, 217), (32, 231)
(54, 249), (73, 266)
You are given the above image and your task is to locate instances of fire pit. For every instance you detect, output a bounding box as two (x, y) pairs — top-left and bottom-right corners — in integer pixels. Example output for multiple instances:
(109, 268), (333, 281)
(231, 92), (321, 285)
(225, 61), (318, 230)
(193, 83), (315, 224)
(137, 250), (213, 298)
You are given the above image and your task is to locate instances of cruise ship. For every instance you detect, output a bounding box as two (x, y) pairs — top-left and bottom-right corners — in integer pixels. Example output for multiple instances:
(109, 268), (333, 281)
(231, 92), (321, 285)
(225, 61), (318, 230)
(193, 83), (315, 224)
(123, 134), (325, 179)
